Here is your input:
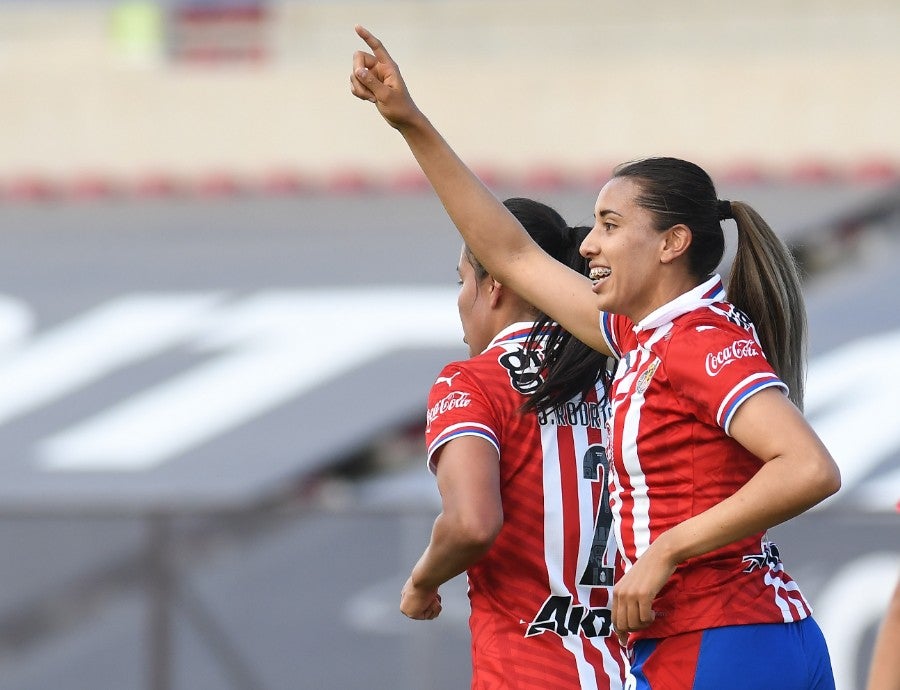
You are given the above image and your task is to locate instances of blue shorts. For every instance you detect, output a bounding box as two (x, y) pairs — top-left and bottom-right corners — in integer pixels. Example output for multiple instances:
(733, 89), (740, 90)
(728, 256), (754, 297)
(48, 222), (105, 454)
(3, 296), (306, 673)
(627, 617), (835, 690)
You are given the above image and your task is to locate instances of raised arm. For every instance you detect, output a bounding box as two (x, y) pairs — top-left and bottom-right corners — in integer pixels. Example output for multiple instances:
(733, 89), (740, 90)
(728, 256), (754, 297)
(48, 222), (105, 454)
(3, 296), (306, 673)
(350, 25), (610, 355)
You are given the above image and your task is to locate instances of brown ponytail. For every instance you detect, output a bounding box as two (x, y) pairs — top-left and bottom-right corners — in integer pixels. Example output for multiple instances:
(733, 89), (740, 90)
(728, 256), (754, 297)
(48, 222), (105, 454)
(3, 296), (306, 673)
(728, 201), (807, 409)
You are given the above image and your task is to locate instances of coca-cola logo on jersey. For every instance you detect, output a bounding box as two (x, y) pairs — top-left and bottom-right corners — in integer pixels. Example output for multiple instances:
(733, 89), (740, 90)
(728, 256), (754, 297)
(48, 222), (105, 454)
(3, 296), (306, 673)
(426, 391), (472, 431)
(705, 339), (759, 376)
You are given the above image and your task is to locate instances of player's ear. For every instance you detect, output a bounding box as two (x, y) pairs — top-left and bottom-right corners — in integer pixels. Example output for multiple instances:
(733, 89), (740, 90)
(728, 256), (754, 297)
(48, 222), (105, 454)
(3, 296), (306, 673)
(489, 279), (503, 308)
(660, 224), (692, 263)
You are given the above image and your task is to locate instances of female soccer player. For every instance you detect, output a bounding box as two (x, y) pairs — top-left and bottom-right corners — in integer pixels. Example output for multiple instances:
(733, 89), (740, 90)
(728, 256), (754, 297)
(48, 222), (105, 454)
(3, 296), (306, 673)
(351, 26), (841, 689)
(404, 197), (624, 688)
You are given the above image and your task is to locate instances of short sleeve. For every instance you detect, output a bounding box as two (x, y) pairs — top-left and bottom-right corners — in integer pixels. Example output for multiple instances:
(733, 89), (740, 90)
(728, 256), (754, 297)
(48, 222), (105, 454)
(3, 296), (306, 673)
(424, 363), (500, 474)
(665, 320), (788, 436)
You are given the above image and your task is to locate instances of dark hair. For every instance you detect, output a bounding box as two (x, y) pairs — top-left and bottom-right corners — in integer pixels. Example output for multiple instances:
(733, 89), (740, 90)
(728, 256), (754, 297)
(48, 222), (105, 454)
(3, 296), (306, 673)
(465, 199), (611, 412)
(522, 225), (611, 412)
(613, 157), (807, 408)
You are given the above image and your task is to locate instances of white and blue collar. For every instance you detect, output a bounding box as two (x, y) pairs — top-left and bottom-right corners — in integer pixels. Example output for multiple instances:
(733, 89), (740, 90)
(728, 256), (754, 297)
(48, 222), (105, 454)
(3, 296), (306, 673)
(634, 274), (726, 333)
(483, 321), (555, 353)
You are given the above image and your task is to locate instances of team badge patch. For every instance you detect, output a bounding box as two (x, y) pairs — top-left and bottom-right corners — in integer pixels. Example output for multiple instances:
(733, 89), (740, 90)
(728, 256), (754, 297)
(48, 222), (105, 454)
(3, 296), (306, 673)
(635, 359), (659, 395)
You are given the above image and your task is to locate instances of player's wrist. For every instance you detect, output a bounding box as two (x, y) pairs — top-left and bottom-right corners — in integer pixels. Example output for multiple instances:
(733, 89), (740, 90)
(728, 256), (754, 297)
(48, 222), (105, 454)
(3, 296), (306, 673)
(409, 564), (440, 591)
(650, 528), (688, 568)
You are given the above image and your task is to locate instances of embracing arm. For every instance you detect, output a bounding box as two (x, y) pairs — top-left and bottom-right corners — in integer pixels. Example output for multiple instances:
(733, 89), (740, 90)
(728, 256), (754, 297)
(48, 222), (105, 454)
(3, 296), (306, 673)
(611, 388), (841, 638)
(400, 435), (504, 620)
(350, 26), (609, 355)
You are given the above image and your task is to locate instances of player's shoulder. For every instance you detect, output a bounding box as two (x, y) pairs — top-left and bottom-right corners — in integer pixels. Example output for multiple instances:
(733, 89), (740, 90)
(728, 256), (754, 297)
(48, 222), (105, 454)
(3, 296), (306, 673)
(432, 359), (473, 390)
(672, 303), (749, 338)
(431, 352), (500, 392)
(663, 304), (758, 365)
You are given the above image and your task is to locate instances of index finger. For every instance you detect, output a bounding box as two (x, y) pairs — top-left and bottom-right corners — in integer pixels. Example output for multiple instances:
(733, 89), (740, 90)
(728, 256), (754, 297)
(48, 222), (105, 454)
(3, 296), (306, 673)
(355, 25), (393, 62)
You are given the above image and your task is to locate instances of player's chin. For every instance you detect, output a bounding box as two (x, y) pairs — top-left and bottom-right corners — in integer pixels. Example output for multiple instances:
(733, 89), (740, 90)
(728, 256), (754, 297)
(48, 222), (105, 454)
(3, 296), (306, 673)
(594, 292), (618, 315)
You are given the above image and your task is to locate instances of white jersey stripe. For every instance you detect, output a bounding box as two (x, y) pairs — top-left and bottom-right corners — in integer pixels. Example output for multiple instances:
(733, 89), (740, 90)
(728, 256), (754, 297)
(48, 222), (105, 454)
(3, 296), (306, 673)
(608, 467), (629, 570)
(716, 373), (788, 433)
(607, 407), (625, 563)
(779, 576), (810, 618)
(540, 404), (618, 688)
(571, 421), (595, 602)
(621, 347), (654, 558)
(609, 355), (639, 569)
(540, 421), (603, 685)
(597, 635), (626, 690)
(621, 326), (672, 559)
(426, 422), (499, 472)
(764, 569), (798, 622)
(540, 421), (566, 596)
(716, 373), (773, 424)
(560, 634), (600, 690)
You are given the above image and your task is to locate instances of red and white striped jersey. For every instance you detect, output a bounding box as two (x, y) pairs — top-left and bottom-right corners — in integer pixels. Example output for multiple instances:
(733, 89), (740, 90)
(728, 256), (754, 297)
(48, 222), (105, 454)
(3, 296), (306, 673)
(426, 322), (625, 689)
(599, 275), (812, 641)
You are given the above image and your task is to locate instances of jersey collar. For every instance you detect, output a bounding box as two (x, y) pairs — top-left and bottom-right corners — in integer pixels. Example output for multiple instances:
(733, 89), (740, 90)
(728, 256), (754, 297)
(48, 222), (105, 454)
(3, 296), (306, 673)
(634, 274), (726, 333)
(484, 321), (544, 352)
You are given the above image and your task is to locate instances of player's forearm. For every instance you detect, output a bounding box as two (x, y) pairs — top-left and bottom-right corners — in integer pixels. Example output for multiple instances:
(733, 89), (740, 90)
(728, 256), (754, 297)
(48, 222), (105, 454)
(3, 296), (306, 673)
(410, 511), (497, 590)
(397, 115), (535, 282)
(654, 453), (840, 567)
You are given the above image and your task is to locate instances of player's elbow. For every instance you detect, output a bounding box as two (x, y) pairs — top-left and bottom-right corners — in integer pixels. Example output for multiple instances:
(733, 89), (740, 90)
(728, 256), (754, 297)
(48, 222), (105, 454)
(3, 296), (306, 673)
(452, 509), (503, 551)
(804, 451), (842, 505)
(818, 459), (842, 499)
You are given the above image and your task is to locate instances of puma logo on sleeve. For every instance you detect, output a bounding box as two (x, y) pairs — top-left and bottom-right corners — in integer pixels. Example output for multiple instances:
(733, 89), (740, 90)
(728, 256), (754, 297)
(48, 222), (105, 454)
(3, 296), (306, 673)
(435, 372), (461, 387)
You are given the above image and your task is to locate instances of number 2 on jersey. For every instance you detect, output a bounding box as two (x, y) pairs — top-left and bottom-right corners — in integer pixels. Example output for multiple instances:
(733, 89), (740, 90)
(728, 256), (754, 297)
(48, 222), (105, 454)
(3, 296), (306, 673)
(579, 444), (614, 587)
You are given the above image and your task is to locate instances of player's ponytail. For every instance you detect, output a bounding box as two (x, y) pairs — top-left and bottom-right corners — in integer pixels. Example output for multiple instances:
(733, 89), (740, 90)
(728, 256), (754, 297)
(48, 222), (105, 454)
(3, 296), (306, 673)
(727, 200), (807, 409)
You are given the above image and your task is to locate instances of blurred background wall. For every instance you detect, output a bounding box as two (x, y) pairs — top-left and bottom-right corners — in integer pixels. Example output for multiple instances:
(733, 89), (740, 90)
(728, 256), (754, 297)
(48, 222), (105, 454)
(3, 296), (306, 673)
(0, 0), (898, 181)
(0, 2), (898, 690)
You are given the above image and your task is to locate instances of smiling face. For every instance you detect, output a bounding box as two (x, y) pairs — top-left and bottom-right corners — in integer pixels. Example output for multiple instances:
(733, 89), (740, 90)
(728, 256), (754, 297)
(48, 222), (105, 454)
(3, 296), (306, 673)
(456, 247), (496, 357)
(580, 176), (683, 322)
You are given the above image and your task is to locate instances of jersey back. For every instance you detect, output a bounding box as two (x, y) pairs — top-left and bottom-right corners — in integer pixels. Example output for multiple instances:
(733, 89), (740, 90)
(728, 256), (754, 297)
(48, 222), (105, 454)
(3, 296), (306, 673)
(426, 324), (625, 689)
